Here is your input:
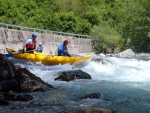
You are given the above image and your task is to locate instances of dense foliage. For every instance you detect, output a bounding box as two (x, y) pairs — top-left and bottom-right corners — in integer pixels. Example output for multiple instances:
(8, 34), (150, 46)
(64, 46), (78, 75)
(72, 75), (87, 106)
(0, 0), (149, 53)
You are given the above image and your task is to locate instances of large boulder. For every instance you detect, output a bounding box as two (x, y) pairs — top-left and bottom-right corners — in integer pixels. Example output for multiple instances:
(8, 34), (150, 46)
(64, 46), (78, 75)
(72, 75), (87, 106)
(0, 54), (14, 81)
(0, 53), (54, 92)
(118, 49), (135, 57)
(55, 70), (91, 82)
(0, 53), (55, 106)
(15, 68), (54, 92)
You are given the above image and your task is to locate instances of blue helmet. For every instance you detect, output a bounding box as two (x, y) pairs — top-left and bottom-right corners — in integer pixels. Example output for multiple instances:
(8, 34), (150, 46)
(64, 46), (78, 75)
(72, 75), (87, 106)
(32, 33), (37, 37)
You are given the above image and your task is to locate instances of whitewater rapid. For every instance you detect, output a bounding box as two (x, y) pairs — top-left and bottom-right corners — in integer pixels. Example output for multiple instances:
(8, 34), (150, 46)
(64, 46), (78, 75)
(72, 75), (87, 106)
(7, 53), (150, 113)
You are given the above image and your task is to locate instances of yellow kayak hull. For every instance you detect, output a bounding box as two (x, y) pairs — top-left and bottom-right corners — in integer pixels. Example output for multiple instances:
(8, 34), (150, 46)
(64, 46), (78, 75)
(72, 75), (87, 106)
(6, 48), (92, 65)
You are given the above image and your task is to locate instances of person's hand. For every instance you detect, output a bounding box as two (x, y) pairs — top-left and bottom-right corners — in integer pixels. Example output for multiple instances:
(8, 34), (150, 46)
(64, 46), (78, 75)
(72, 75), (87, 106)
(64, 50), (68, 52)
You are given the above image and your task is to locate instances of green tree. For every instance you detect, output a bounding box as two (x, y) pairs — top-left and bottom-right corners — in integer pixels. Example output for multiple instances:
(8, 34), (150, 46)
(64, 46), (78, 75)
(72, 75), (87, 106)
(91, 23), (123, 53)
(122, 0), (150, 52)
(0, 0), (149, 53)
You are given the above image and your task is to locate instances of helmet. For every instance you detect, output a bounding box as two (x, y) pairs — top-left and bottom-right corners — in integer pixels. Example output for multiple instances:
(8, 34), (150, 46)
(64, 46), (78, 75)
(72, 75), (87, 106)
(32, 33), (37, 37)
(63, 40), (69, 44)
(39, 43), (42, 45)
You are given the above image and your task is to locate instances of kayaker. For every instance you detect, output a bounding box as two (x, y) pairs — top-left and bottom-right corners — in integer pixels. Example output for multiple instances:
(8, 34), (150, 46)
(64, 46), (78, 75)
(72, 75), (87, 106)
(36, 43), (43, 52)
(23, 33), (37, 53)
(58, 40), (71, 57)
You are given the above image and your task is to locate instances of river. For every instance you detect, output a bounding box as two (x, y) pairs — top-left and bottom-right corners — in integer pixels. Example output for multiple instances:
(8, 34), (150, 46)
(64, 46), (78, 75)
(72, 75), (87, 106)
(1, 53), (150, 113)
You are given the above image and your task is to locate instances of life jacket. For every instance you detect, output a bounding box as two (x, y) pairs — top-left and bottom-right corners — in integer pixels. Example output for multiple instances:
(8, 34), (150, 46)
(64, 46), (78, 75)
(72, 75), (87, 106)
(26, 39), (36, 50)
(58, 44), (70, 56)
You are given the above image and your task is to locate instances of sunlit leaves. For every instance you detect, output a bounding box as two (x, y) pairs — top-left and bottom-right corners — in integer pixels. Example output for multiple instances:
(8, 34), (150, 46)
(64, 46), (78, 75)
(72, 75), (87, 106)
(0, 0), (149, 52)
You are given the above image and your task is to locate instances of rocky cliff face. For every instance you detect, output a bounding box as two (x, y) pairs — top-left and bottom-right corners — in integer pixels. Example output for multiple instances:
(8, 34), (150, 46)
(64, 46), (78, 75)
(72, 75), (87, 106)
(0, 28), (92, 55)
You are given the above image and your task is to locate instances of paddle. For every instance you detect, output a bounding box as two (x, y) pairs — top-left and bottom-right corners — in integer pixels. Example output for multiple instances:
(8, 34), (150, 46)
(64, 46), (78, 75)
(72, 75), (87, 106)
(4, 49), (34, 58)
(4, 53), (13, 58)
(5, 49), (47, 58)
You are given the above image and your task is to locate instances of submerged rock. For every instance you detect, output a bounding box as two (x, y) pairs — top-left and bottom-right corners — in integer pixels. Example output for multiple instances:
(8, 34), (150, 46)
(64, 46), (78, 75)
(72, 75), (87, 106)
(0, 92), (9, 105)
(0, 79), (18, 92)
(91, 57), (112, 65)
(0, 92), (33, 101)
(70, 108), (112, 113)
(80, 93), (101, 99)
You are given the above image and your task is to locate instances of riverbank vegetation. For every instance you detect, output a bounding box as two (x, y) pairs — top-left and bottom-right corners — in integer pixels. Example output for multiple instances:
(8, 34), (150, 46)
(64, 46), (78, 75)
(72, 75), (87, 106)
(0, 0), (149, 53)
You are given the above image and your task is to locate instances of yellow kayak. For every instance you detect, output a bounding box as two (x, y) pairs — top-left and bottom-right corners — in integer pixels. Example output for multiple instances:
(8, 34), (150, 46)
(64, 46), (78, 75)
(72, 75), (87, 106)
(6, 48), (92, 65)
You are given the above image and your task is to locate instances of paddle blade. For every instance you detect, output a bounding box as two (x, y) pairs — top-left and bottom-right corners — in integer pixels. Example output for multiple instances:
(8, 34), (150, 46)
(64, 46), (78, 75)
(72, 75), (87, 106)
(4, 54), (13, 58)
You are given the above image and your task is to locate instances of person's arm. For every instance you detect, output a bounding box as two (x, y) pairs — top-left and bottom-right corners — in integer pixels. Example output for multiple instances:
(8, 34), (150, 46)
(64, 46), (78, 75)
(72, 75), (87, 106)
(26, 39), (32, 44)
(64, 52), (71, 57)
(36, 47), (39, 52)
(63, 47), (71, 57)
(22, 44), (26, 53)
(22, 44), (25, 53)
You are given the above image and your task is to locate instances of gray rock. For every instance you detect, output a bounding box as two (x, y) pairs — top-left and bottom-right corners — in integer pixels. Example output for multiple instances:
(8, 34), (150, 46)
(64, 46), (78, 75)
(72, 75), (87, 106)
(118, 49), (135, 57)
(55, 70), (91, 82)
